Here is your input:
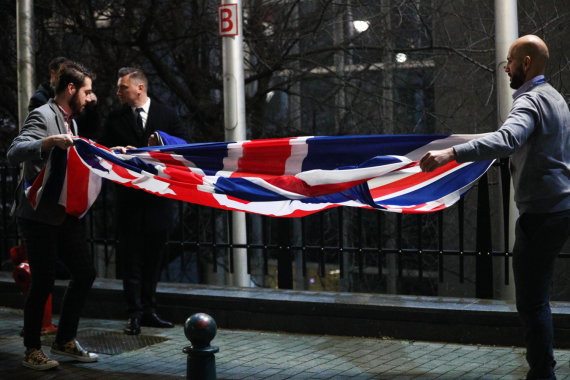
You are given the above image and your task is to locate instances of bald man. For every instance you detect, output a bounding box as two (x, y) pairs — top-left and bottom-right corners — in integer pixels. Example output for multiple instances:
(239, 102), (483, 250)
(420, 35), (569, 380)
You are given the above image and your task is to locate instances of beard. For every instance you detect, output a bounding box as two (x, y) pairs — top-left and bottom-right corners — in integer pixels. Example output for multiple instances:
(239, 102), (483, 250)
(69, 91), (83, 116)
(509, 65), (525, 89)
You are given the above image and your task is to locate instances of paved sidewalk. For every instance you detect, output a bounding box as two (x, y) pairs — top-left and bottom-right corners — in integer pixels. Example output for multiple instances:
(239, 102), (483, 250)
(1, 307), (569, 379)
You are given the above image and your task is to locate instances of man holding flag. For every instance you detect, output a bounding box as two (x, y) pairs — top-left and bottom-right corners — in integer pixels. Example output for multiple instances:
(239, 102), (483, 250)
(7, 61), (99, 370)
(420, 35), (569, 380)
(100, 67), (190, 335)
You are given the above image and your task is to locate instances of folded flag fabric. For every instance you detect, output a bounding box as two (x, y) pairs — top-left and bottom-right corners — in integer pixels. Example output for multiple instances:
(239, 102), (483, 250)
(153, 130), (188, 146)
(33, 133), (493, 218)
(24, 140), (102, 218)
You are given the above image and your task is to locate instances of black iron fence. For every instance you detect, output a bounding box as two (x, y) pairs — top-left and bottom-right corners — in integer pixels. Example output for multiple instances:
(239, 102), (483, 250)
(2, 159), (569, 300)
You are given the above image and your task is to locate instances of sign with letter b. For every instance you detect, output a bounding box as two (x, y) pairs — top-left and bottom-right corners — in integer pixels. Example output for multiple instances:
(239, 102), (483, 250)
(218, 4), (238, 37)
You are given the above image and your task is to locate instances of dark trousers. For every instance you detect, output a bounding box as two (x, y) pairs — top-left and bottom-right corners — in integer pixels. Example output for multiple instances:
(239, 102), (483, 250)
(119, 225), (168, 318)
(513, 209), (570, 380)
(18, 217), (96, 350)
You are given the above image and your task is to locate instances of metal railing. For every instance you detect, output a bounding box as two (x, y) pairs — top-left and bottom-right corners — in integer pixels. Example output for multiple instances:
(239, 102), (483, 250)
(3, 159), (568, 299)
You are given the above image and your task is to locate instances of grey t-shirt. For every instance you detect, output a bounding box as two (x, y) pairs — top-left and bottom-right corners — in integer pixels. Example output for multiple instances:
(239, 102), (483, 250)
(453, 78), (570, 214)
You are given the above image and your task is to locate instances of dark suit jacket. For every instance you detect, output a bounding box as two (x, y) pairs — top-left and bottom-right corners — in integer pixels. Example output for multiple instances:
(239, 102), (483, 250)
(28, 82), (53, 112)
(100, 100), (190, 231)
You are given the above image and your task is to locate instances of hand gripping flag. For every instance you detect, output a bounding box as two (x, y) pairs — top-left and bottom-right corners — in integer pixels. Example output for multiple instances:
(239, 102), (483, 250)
(26, 133), (493, 218)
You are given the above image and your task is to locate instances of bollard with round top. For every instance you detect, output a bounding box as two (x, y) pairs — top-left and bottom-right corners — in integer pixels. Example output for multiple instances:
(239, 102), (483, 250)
(183, 313), (219, 380)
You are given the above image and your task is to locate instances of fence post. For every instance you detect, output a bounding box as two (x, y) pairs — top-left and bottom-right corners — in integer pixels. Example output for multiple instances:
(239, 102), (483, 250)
(1, 166), (8, 264)
(476, 173), (493, 298)
(276, 218), (293, 289)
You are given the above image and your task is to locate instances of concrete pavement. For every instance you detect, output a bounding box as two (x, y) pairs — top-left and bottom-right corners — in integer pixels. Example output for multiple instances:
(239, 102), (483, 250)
(2, 307), (570, 379)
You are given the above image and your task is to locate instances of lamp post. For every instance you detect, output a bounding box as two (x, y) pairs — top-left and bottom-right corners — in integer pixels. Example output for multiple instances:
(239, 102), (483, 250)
(494, 0), (518, 300)
(16, 0), (34, 130)
(219, 1), (250, 287)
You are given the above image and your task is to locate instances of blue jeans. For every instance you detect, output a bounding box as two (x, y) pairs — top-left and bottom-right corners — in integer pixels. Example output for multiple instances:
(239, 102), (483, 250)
(18, 217), (96, 350)
(513, 209), (570, 380)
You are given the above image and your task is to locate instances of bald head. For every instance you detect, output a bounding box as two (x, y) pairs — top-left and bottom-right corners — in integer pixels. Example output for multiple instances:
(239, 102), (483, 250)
(506, 35), (549, 89)
(511, 35), (549, 72)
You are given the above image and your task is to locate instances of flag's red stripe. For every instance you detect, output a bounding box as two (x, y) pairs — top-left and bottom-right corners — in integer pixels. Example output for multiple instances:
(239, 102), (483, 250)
(27, 169), (46, 208)
(161, 166), (205, 185)
(263, 175), (366, 197)
(236, 138), (293, 176)
(381, 203), (447, 214)
(369, 161), (460, 199)
(110, 163), (140, 180)
(65, 147), (90, 216)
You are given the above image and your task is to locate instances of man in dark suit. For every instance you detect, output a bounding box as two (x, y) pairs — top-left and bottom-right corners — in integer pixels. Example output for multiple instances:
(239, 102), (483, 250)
(100, 67), (190, 335)
(8, 61), (98, 370)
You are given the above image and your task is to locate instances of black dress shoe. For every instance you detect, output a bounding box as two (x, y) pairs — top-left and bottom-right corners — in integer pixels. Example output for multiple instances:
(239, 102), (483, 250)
(141, 312), (174, 328)
(124, 316), (141, 335)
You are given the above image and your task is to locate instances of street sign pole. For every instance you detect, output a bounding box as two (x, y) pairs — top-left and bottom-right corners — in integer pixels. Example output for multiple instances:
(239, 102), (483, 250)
(219, 1), (250, 287)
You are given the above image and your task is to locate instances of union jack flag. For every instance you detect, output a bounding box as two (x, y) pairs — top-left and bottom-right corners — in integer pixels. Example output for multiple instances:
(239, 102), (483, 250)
(24, 140), (102, 218)
(28, 133), (493, 218)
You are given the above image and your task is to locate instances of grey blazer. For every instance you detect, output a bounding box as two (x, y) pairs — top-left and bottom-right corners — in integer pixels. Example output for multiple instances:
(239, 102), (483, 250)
(7, 99), (77, 225)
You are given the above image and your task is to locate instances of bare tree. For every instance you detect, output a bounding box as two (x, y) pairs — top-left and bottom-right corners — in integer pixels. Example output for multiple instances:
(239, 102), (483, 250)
(1, 0), (567, 141)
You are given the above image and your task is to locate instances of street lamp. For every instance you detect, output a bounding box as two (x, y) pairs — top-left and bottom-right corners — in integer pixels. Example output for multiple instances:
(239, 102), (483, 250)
(352, 20), (370, 33)
(395, 53), (408, 63)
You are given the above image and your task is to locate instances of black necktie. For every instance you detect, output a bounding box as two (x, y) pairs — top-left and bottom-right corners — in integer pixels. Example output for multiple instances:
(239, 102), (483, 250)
(135, 107), (144, 131)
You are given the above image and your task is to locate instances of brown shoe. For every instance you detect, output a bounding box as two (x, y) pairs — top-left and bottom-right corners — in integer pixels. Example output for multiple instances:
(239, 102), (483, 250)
(22, 348), (59, 370)
(51, 339), (98, 362)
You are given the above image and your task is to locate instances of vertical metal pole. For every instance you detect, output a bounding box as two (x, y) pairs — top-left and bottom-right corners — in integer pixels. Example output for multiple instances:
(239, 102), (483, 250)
(333, 1), (346, 135)
(380, 0), (394, 134)
(1, 166), (8, 263)
(377, 212), (383, 280)
(276, 218), (293, 289)
(417, 215), (423, 280)
(319, 213), (325, 277)
(292, 219), (305, 290)
(458, 199), (464, 284)
(220, 0), (250, 287)
(494, 0), (518, 300)
(381, 1), (397, 293)
(17, 0), (34, 130)
(289, 3), (302, 135)
(437, 212), (443, 282)
(476, 173), (493, 299)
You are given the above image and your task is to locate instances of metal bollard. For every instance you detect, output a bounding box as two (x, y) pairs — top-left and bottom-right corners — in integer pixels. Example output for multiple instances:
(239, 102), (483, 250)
(183, 313), (219, 380)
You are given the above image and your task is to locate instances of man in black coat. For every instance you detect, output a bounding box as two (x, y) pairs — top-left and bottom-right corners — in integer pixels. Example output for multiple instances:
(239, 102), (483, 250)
(28, 57), (67, 111)
(100, 67), (190, 335)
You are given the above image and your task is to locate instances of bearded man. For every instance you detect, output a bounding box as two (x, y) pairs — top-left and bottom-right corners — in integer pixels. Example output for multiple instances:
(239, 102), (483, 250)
(8, 61), (99, 370)
(420, 35), (570, 380)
